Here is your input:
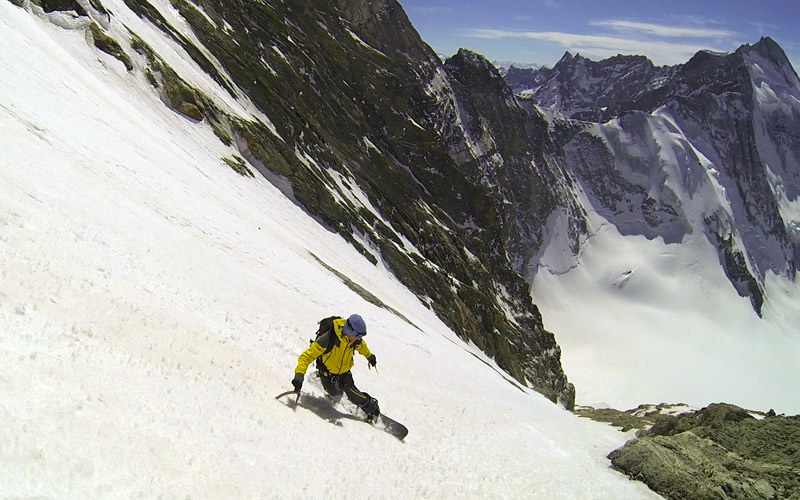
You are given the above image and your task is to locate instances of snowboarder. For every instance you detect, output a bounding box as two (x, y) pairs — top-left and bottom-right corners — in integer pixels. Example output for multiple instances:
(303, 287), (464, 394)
(292, 314), (380, 421)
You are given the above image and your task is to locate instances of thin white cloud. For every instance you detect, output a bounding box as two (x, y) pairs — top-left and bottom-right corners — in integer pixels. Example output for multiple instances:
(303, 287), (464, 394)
(590, 20), (736, 39)
(677, 15), (728, 27)
(750, 22), (779, 36)
(411, 6), (454, 15)
(467, 29), (730, 65)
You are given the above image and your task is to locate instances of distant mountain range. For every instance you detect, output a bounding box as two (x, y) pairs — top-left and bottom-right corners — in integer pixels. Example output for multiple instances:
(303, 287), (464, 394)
(492, 60), (544, 76)
(504, 38), (800, 315)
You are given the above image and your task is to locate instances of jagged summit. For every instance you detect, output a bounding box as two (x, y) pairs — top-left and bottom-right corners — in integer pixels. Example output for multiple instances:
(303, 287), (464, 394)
(511, 41), (788, 124)
(553, 51), (651, 67)
(682, 48), (728, 71)
(332, 0), (439, 70)
(751, 36), (786, 59)
(557, 51), (575, 65)
(505, 48), (668, 121)
(448, 48), (499, 71)
(445, 48), (510, 94)
(745, 36), (800, 83)
(505, 38), (799, 123)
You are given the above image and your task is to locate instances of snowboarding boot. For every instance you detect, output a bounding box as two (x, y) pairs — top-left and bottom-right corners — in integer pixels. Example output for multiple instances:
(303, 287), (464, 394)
(360, 396), (380, 423)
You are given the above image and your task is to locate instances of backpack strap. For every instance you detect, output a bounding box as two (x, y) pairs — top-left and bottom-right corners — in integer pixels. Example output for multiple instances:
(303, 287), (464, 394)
(316, 330), (339, 355)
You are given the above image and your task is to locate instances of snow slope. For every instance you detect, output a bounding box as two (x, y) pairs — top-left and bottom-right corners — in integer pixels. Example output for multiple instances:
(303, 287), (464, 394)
(533, 206), (800, 415)
(0, 4), (660, 498)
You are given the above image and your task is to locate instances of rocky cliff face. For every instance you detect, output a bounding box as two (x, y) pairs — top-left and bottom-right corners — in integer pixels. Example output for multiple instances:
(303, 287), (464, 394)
(511, 38), (800, 315)
(606, 403), (800, 499)
(11, 0), (576, 406)
(439, 49), (587, 279)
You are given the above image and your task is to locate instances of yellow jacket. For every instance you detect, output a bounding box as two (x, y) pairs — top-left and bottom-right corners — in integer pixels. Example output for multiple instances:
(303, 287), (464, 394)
(295, 318), (373, 375)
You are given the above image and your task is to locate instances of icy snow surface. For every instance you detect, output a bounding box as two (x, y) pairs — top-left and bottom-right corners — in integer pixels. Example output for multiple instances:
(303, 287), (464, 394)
(533, 208), (800, 415)
(0, 4), (660, 498)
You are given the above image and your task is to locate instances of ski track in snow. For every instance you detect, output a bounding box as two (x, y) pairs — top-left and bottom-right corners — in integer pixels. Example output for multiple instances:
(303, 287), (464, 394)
(0, 4), (661, 499)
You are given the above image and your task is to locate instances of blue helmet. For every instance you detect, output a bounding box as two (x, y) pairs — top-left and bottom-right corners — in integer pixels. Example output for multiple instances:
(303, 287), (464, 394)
(343, 314), (367, 337)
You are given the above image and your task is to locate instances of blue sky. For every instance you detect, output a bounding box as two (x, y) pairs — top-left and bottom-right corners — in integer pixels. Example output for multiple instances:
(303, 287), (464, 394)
(398, 0), (800, 70)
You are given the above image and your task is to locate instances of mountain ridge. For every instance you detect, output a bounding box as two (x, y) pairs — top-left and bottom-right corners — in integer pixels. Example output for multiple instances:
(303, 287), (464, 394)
(506, 36), (799, 316)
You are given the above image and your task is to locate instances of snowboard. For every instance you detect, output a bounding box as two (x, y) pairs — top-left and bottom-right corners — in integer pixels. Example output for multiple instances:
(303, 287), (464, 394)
(370, 413), (408, 441)
(276, 390), (408, 440)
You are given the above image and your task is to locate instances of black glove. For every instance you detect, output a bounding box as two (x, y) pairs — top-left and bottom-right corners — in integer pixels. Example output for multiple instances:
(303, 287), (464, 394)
(291, 373), (304, 392)
(367, 354), (377, 368)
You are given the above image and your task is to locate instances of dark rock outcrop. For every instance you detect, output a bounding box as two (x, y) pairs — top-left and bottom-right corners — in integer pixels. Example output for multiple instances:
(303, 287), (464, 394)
(88, 22), (133, 71)
(608, 404), (800, 499)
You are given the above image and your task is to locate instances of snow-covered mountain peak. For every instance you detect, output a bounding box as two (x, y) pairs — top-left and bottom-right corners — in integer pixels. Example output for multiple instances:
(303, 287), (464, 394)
(749, 36), (795, 69)
(557, 50), (575, 65)
(745, 37), (800, 94)
(506, 49), (667, 121)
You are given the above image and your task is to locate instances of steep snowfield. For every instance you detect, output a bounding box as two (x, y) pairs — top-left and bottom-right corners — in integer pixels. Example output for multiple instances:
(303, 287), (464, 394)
(533, 206), (800, 415)
(0, 4), (660, 498)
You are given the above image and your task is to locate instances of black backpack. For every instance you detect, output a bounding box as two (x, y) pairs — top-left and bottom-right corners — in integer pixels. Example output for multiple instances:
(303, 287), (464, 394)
(312, 316), (341, 355)
(311, 315), (363, 354)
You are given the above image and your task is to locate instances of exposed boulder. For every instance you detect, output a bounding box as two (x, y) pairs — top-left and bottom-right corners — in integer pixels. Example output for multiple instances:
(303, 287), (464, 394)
(88, 22), (133, 71)
(608, 404), (800, 499)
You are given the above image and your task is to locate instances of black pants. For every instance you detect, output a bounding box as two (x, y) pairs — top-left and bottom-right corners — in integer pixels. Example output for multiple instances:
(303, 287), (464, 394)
(317, 367), (371, 408)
